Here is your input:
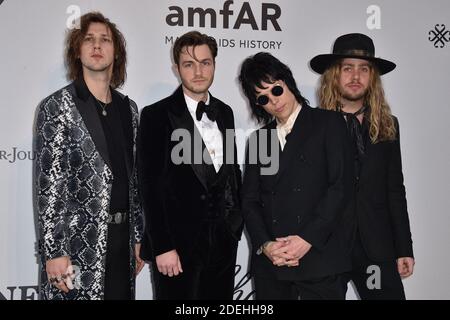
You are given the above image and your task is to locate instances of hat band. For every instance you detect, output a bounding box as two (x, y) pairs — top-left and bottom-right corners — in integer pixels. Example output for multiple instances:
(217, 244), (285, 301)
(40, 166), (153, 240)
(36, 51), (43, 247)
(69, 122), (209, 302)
(335, 49), (374, 58)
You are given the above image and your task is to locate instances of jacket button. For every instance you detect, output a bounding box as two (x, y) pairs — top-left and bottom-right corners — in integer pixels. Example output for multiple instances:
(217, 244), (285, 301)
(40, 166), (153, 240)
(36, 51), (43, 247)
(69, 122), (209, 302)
(272, 219), (277, 224)
(271, 191), (276, 196)
(200, 194), (206, 200)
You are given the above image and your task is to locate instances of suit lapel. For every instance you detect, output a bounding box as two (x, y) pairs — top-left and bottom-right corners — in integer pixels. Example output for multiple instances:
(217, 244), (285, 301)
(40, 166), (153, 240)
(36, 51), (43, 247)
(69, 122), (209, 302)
(114, 90), (133, 180)
(261, 120), (278, 188)
(211, 94), (232, 175)
(355, 118), (372, 181)
(211, 95), (227, 162)
(167, 86), (209, 190)
(275, 104), (313, 184)
(72, 79), (112, 170)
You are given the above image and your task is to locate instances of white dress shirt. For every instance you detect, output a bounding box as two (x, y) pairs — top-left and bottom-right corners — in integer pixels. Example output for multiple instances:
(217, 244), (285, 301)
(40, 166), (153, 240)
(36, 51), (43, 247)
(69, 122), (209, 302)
(276, 103), (301, 151)
(185, 93), (223, 172)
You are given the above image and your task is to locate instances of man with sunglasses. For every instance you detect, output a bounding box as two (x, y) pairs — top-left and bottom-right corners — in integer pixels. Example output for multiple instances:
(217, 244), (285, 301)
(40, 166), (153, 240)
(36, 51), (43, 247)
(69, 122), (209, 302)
(239, 52), (354, 299)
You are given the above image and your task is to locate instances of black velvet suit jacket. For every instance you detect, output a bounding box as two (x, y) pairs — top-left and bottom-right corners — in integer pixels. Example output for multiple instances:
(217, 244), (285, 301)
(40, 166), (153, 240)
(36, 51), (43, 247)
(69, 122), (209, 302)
(351, 117), (413, 262)
(138, 86), (243, 262)
(242, 105), (354, 281)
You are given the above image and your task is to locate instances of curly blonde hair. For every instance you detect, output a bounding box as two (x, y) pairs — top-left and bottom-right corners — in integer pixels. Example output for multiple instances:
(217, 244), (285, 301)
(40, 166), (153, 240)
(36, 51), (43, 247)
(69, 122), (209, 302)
(318, 61), (396, 143)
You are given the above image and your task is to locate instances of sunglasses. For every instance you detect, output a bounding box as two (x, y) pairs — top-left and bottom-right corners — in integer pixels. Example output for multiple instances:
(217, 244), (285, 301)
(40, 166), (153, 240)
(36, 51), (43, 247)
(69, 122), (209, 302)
(256, 84), (284, 106)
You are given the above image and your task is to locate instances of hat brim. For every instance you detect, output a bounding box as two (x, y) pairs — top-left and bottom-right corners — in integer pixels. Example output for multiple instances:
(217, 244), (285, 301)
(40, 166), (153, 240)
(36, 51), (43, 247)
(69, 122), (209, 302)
(310, 54), (396, 75)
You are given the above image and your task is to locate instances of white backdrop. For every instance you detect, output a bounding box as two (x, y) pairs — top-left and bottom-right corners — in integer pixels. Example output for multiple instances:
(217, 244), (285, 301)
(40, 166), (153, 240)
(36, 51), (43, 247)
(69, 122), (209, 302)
(1, 0), (449, 300)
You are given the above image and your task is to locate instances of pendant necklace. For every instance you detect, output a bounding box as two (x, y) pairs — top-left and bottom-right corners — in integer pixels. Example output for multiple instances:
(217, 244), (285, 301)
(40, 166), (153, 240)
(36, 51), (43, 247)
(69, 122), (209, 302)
(96, 99), (108, 116)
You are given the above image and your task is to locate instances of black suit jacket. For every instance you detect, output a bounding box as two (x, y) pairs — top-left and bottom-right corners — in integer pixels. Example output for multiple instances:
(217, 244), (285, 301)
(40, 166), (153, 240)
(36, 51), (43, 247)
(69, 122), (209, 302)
(242, 105), (354, 281)
(352, 117), (413, 262)
(138, 86), (243, 261)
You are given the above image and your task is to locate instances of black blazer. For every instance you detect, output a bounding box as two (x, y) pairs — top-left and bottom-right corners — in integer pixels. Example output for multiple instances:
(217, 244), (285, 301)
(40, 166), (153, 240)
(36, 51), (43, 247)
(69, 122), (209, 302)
(138, 86), (243, 261)
(352, 117), (413, 262)
(242, 105), (354, 281)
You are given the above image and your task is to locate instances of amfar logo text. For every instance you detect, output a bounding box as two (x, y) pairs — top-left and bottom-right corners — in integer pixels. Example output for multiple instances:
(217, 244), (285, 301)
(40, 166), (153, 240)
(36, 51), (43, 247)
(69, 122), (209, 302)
(166, 0), (281, 31)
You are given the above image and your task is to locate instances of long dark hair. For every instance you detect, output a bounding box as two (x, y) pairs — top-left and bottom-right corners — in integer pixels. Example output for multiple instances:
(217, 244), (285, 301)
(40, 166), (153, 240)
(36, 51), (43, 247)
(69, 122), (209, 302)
(239, 52), (309, 124)
(65, 12), (127, 88)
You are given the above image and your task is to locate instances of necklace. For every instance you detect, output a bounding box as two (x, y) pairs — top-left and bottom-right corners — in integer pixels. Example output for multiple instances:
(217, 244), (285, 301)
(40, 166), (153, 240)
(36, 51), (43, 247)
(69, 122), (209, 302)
(96, 99), (108, 116)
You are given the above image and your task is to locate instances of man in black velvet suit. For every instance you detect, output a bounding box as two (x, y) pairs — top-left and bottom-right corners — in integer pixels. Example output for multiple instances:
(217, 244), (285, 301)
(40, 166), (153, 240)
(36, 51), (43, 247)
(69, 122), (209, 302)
(137, 31), (243, 300)
(239, 52), (354, 299)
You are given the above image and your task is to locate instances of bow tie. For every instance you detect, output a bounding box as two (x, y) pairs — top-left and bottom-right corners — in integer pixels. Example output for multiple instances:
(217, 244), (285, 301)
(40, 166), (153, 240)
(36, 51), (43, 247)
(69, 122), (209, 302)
(196, 100), (218, 122)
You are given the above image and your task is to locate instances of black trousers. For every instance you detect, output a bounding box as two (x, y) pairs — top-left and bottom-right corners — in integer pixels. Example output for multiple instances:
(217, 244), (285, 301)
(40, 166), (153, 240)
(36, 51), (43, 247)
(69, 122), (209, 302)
(104, 221), (131, 300)
(254, 274), (347, 300)
(152, 220), (238, 300)
(342, 232), (405, 300)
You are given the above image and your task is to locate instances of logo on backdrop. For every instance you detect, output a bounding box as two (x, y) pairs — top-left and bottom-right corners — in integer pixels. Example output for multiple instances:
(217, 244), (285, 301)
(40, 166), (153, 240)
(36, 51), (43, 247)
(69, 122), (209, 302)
(233, 265), (255, 300)
(165, 0), (283, 50)
(0, 285), (39, 300)
(0, 147), (36, 163)
(428, 24), (450, 48)
(1, 267), (253, 300)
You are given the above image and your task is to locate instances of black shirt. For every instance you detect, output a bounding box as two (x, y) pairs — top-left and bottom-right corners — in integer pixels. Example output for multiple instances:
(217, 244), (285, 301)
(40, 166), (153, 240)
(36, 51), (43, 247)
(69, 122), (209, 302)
(94, 95), (129, 212)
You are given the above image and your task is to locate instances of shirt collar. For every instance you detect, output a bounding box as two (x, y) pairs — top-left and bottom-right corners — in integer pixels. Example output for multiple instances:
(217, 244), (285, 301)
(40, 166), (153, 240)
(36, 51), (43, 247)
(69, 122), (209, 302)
(184, 92), (211, 115)
(276, 102), (301, 131)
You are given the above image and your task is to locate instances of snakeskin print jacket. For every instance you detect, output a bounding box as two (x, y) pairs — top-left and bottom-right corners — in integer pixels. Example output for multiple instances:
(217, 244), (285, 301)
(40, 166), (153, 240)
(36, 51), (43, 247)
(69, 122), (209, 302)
(34, 80), (143, 300)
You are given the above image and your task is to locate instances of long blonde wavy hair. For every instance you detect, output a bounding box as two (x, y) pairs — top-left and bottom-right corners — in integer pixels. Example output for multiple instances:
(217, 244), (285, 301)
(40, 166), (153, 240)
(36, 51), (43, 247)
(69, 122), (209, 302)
(318, 61), (396, 143)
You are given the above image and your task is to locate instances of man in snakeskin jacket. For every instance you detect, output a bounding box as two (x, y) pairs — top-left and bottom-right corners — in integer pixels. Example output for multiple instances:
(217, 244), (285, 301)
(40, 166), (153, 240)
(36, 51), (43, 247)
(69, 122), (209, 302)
(34, 12), (143, 300)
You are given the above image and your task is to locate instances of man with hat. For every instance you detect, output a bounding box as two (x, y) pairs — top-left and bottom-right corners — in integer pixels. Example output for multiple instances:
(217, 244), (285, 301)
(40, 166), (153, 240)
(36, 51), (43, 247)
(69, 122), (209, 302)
(310, 33), (414, 299)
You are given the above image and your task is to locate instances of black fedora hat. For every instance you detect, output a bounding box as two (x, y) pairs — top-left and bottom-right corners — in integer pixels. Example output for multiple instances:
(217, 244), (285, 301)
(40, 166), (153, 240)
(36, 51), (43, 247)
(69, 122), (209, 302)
(310, 33), (396, 75)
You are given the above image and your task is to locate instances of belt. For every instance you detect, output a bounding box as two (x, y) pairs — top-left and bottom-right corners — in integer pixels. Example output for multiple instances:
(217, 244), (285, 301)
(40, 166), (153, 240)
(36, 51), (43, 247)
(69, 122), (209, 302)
(107, 211), (128, 224)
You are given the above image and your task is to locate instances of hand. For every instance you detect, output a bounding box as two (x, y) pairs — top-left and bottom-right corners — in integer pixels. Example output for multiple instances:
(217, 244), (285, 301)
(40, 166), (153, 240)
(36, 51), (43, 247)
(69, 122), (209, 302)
(135, 243), (145, 275)
(263, 240), (298, 267)
(156, 249), (183, 277)
(46, 256), (74, 293)
(397, 257), (415, 278)
(273, 235), (312, 262)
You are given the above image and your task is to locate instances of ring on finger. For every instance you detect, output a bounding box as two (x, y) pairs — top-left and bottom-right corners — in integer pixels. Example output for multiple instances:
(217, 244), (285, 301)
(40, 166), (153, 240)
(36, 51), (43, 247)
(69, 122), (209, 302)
(49, 277), (58, 284)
